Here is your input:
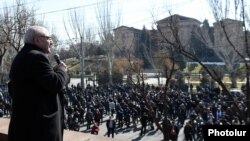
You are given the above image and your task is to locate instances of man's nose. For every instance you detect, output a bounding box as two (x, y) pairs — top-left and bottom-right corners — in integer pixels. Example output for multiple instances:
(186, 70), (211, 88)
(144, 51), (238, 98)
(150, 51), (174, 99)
(50, 40), (53, 46)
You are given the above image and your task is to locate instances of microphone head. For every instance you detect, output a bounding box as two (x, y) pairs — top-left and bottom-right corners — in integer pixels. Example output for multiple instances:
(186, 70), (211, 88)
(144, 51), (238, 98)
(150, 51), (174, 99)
(54, 54), (59, 59)
(54, 54), (61, 64)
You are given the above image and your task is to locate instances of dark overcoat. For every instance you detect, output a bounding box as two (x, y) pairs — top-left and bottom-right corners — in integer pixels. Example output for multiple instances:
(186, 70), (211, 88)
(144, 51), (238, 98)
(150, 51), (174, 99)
(8, 43), (68, 141)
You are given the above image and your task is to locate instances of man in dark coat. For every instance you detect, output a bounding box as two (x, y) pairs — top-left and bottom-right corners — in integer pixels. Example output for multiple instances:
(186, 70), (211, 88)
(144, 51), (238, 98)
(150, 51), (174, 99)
(8, 26), (68, 141)
(106, 116), (116, 138)
(169, 120), (179, 141)
(184, 120), (194, 141)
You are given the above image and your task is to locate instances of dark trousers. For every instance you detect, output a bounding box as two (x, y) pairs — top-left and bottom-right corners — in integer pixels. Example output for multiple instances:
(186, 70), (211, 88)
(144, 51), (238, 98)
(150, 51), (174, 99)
(107, 128), (115, 138)
(140, 124), (147, 135)
(185, 134), (193, 141)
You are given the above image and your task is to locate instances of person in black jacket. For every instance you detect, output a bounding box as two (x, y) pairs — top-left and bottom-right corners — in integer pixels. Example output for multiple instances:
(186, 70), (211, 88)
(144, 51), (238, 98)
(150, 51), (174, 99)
(8, 26), (68, 141)
(106, 116), (116, 138)
(184, 120), (194, 141)
(169, 120), (179, 141)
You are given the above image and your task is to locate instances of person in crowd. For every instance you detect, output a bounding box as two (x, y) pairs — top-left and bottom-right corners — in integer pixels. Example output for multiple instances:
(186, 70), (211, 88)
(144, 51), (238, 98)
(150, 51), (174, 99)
(106, 116), (116, 138)
(85, 109), (94, 130)
(169, 120), (179, 141)
(109, 99), (115, 117)
(91, 122), (100, 135)
(8, 26), (68, 141)
(94, 109), (101, 126)
(184, 120), (194, 141)
(0, 108), (3, 117)
(140, 112), (148, 136)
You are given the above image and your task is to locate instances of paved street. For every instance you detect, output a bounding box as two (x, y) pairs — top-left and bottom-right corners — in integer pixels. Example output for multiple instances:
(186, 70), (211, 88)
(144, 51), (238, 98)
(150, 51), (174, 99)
(78, 115), (187, 141)
(0, 114), (187, 141)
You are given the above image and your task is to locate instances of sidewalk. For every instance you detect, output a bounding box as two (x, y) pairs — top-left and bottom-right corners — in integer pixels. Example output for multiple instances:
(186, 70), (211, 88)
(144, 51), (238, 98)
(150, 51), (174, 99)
(80, 116), (188, 141)
(0, 118), (123, 141)
(0, 117), (188, 141)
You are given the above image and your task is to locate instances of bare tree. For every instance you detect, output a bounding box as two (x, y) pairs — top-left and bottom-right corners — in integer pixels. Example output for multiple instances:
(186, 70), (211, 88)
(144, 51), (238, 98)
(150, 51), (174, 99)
(0, 0), (43, 82)
(195, 0), (247, 89)
(0, 0), (40, 52)
(205, 0), (250, 116)
(0, 29), (8, 82)
(0, 30), (8, 67)
(95, 0), (121, 85)
(156, 9), (248, 122)
(113, 18), (184, 141)
(63, 8), (87, 89)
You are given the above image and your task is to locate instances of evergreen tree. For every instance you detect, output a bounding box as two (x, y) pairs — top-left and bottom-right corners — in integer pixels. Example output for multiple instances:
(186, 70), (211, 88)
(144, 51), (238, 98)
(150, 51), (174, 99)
(138, 26), (153, 69)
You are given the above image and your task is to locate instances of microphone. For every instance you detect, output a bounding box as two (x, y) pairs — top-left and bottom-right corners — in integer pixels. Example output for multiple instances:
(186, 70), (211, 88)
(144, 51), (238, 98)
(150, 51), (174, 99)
(54, 54), (61, 64)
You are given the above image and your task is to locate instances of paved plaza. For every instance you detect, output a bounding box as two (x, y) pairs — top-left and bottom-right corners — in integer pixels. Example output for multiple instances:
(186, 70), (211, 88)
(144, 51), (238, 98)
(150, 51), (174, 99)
(79, 115), (187, 141)
(0, 115), (187, 141)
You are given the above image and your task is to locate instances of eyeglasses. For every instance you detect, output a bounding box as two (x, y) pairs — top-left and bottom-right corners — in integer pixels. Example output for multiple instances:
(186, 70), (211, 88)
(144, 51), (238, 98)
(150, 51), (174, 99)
(39, 35), (52, 40)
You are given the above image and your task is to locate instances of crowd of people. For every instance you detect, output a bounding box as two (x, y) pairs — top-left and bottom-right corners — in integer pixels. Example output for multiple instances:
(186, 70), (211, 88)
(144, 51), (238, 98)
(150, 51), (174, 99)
(0, 84), (11, 117)
(1, 82), (249, 140)
(54, 82), (250, 140)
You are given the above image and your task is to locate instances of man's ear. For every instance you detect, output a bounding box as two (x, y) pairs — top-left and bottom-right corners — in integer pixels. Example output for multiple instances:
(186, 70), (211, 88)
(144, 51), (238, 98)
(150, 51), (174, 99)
(33, 36), (40, 45)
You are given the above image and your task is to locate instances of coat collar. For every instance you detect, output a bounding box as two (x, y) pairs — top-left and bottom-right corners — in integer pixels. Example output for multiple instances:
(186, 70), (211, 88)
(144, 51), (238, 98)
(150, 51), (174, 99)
(23, 43), (44, 53)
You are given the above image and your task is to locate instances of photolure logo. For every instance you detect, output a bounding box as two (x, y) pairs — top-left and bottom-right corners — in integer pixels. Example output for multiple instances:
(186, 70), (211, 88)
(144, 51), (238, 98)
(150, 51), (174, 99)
(202, 125), (250, 140)
(208, 129), (246, 136)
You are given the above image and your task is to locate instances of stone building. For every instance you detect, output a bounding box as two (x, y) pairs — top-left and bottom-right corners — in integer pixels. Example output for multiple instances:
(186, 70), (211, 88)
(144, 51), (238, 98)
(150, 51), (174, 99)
(113, 26), (142, 56)
(156, 14), (201, 48)
(113, 14), (204, 59)
(113, 14), (247, 63)
(213, 18), (245, 55)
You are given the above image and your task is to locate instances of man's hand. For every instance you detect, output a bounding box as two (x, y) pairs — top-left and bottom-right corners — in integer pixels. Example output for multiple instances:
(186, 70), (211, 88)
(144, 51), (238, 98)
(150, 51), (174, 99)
(55, 61), (67, 72)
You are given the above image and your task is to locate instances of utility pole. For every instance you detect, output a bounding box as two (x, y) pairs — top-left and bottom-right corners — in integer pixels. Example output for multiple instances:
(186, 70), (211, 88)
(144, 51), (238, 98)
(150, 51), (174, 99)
(108, 46), (112, 85)
(107, 33), (113, 85)
(80, 36), (85, 89)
